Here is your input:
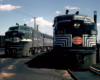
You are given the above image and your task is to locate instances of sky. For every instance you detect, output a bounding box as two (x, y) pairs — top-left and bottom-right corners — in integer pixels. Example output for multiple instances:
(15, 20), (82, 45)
(0, 0), (100, 42)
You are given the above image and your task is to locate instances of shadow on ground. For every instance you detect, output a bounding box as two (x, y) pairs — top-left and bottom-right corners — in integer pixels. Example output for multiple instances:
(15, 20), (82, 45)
(25, 51), (75, 70)
(0, 54), (8, 58)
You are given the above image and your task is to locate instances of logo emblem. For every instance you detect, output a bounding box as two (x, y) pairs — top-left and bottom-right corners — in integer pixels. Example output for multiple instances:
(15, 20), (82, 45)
(72, 36), (82, 45)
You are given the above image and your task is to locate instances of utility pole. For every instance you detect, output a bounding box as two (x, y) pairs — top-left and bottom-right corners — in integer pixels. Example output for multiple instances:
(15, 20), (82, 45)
(34, 17), (37, 30)
(94, 11), (97, 44)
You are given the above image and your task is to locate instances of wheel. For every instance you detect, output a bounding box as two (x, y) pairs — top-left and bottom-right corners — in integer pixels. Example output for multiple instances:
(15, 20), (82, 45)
(37, 48), (41, 53)
(28, 50), (32, 56)
(44, 48), (46, 52)
(5, 49), (9, 57)
(45, 48), (47, 51)
(40, 48), (42, 52)
(34, 49), (37, 53)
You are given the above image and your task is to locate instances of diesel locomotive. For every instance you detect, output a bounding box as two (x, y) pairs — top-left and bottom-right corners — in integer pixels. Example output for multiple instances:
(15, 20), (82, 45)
(5, 24), (53, 57)
(53, 10), (98, 69)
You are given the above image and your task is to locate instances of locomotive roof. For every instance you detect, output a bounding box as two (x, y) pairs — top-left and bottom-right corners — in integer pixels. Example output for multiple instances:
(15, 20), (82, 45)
(53, 14), (93, 27)
(55, 14), (91, 18)
(10, 25), (31, 28)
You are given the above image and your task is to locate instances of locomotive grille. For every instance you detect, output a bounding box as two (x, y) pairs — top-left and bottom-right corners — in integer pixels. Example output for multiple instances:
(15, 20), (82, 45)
(82, 34), (96, 47)
(54, 34), (96, 47)
(54, 34), (72, 47)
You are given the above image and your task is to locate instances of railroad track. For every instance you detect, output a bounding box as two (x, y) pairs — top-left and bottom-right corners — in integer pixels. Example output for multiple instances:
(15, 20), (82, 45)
(67, 69), (78, 80)
(90, 66), (100, 75)
(0, 58), (18, 75)
(67, 68), (100, 80)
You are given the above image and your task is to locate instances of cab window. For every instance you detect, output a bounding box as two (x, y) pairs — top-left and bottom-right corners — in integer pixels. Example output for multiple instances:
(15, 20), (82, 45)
(20, 27), (30, 31)
(75, 16), (92, 22)
(9, 27), (19, 30)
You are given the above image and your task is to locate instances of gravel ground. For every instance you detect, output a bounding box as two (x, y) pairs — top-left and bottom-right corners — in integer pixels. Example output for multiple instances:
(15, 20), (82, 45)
(0, 52), (74, 80)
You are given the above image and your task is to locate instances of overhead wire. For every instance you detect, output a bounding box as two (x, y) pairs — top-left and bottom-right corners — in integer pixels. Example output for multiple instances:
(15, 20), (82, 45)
(0, 2), (35, 18)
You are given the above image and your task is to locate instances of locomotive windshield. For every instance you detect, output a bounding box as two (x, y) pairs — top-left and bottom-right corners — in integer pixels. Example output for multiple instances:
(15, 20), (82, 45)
(75, 16), (92, 22)
(53, 16), (73, 26)
(9, 27), (19, 30)
(55, 22), (70, 35)
(20, 27), (30, 31)
(56, 16), (73, 22)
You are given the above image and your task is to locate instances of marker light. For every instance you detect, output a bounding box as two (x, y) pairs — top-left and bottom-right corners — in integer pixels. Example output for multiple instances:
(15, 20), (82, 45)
(74, 22), (80, 29)
(61, 31), (63, 34)
(57, 31), (60, 34)
(57, 31), (63, 34)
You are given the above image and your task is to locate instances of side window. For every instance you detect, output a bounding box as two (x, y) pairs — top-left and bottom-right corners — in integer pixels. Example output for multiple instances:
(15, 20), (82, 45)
(20, 27), (30, 31)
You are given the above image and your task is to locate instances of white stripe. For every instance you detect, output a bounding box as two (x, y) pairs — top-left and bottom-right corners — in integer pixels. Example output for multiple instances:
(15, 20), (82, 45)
(55, 38), (68, 46)
(89, 41), (96, 47)
(70, 35), (72, 46)
(91, 44), (96, 47)
(87, 39), (95, 47)
(55, 37), (71, 39)
(54, 42), (65, 46)
(87, 38), (96, 47)
(21, 39), (32, 41)
(82, 34), (96, 47)
(5, 38), (32, 42)
(54, 34), (72, 47)
(54, 44), (63, 47)
(89, 42), (96, 47)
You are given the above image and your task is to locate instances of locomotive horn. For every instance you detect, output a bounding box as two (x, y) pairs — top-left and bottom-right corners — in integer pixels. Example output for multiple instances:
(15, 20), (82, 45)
(24, 24), (27, 26)
(66, 10), (69, 14)
(16, 23), (19, 26)
(75, 11), (79, 15)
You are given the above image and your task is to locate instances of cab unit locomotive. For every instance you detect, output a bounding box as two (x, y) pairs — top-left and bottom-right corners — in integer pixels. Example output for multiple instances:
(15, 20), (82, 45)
(5, 24), (53, 57)
(53, 10), (98, 69)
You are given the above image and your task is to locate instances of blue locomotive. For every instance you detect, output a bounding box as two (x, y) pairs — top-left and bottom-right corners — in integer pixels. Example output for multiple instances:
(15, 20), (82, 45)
(53, 10), (98, 69)
(5, 24), (53, 57)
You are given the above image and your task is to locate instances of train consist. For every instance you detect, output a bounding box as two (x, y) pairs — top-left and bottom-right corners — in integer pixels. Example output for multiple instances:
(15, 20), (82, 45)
(53, 10), (98, 69)
(5, 24), (53, 57)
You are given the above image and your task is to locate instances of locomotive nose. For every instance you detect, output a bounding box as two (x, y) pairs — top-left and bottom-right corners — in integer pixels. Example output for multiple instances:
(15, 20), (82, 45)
(10, 31), (20, 43)
(5, 31), (24, 43)
(11, 31), (18, 36)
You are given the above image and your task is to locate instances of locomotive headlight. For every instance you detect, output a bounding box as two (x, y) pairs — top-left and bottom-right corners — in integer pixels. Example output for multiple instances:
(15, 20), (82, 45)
(57, 31), (63, 34)
(74, 22), (80, 29)
(11, 37), (20, 43)
(61, 31), (63, 34)
(13, 32), (17, 36)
